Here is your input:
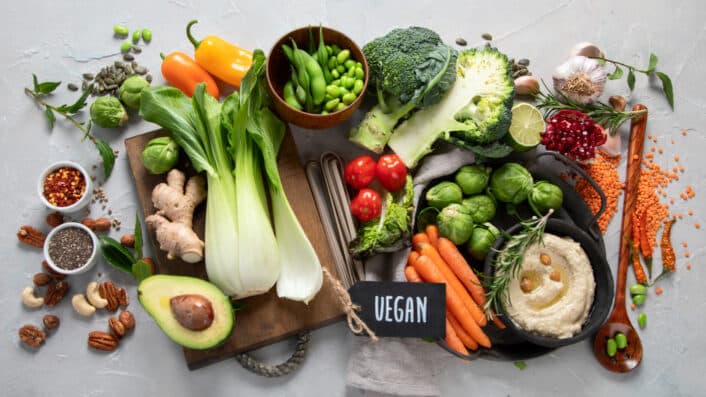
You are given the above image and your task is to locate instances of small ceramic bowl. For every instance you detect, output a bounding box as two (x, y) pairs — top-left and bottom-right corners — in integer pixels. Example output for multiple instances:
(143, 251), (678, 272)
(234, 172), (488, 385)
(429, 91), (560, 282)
(43, 222), (99, 275)
(37, 161), (92, 214)
(266, 26), (369, 129)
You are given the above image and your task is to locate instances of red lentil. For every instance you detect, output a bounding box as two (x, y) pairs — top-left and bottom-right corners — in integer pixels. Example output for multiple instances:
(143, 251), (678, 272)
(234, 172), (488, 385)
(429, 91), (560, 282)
(655, 287), (664, 295)
(575, 151), (623, 233)
(43, 166), (86, 207)
(686, 263), (692, 270)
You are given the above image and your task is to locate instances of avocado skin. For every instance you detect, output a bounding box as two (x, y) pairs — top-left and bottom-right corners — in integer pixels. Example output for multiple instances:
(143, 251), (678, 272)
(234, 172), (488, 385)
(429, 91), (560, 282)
(138, 275), (234, 350)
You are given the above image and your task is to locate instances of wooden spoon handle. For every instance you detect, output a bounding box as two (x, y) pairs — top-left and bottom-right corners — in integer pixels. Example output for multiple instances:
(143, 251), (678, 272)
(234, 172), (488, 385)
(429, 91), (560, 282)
(615, 105), (648, 309)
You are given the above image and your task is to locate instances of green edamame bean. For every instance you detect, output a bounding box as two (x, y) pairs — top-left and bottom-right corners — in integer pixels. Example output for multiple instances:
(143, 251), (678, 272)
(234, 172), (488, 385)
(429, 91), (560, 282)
(132, 30), (141, 44)
(354, 67), (365, 80)
(321, 110), (329, 115)
(325, 98), (340, 111)
(344, 59), (356, 70)
(606, 338), (617, 357)
(353, 79), (364, 94)
(331, 44), (341, 54)
(335, 102), (346, 111)
(330, 79), (341, 86)
(342, 92), (356, 105)
(615, 333), (627, 349)
(328, 56), (337, 70)
(336, 49), (350, 64)
(113, 25), (129, 36)
(336, 65), (346, 74)
(331, 69), (340, 79)
(141, 29), (152, 42)
(343, 76), (355, 89)
(338, 85), (349, 96)
(630, 284), (647, 296)
(326, 45), (332, 56)
(638, 312), (647, 329)
(347, 66), (356, 77)
(356, 61), (362, 69)
(120, 41), (132, 53)
(295, 85), (307, 104)
(326, 85), (341, 98)
(283, 81), (303, 110)
(632, 294), (646, 305)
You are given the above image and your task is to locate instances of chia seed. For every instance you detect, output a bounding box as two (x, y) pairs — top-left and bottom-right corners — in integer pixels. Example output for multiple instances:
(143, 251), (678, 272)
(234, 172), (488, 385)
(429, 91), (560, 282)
(47, 227), (93, 270)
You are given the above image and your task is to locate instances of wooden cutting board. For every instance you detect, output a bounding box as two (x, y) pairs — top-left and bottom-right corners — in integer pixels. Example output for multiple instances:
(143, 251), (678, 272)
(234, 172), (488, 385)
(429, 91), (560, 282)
(125, 129), (344, 369)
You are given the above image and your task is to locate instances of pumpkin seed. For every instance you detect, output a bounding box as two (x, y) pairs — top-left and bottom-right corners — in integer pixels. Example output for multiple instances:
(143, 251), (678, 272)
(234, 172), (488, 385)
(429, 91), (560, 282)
(67, 83), (78, 92)
(82, 73), (94, 81)
(131, 45), (142, 54)
(518, 58), (530, 66)
(81, 81), (88, 90)
(123, 53), (134, 62)
(145, 74), (152, 83)
(455, 38), (467, 46)
(481, 33), (493, 41)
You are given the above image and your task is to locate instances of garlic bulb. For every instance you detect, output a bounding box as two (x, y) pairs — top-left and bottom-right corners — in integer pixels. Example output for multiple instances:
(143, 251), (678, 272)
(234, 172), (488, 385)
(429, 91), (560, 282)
(571, 42), (605, 59)
(553, 56), (607, 105)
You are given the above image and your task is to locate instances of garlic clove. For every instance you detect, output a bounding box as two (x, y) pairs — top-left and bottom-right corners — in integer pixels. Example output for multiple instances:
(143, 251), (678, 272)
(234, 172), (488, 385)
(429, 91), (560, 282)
(571, 42), (605, 59)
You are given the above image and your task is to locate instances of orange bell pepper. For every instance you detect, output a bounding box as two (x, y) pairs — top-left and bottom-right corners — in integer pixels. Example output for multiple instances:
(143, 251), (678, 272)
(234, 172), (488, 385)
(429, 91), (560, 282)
(186, 20), (252, 88)
(160, 51), (220, 98)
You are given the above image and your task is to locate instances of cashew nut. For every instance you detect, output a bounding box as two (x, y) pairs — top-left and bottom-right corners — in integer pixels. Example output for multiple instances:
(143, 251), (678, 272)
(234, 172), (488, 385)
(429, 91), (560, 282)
(22, 286), (44, 308)
(86, 281), (108, 309)
(71, 294), (96, 316)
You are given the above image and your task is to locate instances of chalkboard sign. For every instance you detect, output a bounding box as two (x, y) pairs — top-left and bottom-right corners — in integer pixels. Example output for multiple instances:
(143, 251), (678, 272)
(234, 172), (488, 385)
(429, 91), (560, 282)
(348, 281), (446, 338)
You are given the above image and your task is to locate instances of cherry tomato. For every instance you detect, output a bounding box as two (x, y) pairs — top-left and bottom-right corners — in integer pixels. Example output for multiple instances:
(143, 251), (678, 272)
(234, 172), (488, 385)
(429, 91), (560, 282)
(350, 188), (382, 222)
(344, 155), (377, 190)
(375, 154), (407, 192)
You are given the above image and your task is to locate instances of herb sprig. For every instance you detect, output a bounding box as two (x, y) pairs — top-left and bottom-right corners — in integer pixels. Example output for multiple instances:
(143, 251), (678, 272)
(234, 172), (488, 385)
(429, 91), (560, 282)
(594, 53), (674, 109)
(25, 75), (116, 179)
(484, 210), (553, 318)
(99, 212), (153, 281)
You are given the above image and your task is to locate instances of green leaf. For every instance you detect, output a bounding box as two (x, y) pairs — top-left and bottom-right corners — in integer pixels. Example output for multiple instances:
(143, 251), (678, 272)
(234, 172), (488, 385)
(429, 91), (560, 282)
(607, 65), (623, 80)
(36, 81), (61, 94)
(596, 58), (606, 66)
(134, 212), (144, 260)
(63, 84), (92, 114)
(94, 138), (116, 179)
(45, 108), (56, 129)
(627, 69), (636, 91)
(648, 53), (658, 73)
(230, 299), (246, 312)
(514, 361), (527, 370)
(131, 260), (153, 282)
(655, 71), (674, 110)
(32, 74), (40, 92)
(100, 236), (135, 273)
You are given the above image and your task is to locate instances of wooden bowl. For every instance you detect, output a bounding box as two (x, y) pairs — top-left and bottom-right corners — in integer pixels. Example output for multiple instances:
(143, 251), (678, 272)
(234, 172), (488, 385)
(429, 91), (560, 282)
(266, 26), (369, 130)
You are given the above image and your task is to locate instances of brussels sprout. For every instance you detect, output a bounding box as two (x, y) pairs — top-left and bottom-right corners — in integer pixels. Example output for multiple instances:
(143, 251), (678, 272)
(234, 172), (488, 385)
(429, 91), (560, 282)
(529, 181), (564, 215)
(488, 162), (533, 204)
(455, 165), (492, 195)
(416, 207), (439, 233)
(467, 223), (500, 260)
(141, 136), (179, 174)
(90, 96), (128, 128)
(462, 194), (497, 223)
(437, 204), (474, 245)
(119, 75), (150, 110)
(425, 181), (463, 209)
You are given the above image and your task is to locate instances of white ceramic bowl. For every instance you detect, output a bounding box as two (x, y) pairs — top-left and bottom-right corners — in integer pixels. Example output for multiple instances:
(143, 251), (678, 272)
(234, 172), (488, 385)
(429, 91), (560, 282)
(37, 161), (92, 214)
(43, 222), (99, 275)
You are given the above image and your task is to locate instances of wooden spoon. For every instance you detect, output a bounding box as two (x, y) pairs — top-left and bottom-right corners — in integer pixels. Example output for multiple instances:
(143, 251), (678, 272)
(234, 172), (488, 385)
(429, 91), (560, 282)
(593, 104), (648, 372)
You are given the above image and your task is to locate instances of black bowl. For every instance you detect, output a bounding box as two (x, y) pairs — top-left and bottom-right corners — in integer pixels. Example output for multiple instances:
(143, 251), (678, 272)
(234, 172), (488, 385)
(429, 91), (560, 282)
(483, 218), (614, 348)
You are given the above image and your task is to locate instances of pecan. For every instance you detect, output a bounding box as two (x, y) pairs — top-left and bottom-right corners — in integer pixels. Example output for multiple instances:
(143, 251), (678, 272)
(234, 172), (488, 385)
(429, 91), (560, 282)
(17, 226), (45, 248)
(81, 218), (97, 230)
(46, 212), (64, 228)
(43, 314), (60, 331)
(87, 331), (118, 351)
(108, 317), (126, 339)
(19, 325), (46, 348)
(99, 281), (120, 312)
(119, 310), (135, 330)
(44, 281), (69, 307)
(120, 234), (135, 248)
(94, 217), (111, 232)
(33, 272), (53, 287)
(42, 260), (66, 280)
(118, 288), (129, 307)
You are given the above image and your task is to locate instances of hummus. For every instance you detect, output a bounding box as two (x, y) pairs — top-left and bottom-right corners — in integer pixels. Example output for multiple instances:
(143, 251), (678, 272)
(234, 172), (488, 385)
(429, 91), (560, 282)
(504, 233), (595, 339)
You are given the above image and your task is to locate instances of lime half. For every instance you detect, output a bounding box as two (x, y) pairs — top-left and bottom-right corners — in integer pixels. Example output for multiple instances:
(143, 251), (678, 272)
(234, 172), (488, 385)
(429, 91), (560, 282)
(507, 103), (545, 152)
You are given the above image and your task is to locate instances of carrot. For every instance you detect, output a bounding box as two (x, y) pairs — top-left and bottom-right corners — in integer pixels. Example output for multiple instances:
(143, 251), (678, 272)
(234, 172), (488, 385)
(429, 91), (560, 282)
(445, 318), (469, 356)
(412, 233), (430, 249)
(426, 224), (439, 248)
(417, 242), (487, 326)
(407, 251), (420, 268)
(413, 255), (491, 348)
(437, 238), (487, 307)
(448, 310), (478, 350)
(404, 265), (422, 283)
(489, 310), (506, 330)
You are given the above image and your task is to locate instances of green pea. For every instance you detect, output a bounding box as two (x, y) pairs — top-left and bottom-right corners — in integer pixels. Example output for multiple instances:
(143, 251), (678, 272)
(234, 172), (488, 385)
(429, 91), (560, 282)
(353, 79), (364, 94)
(326, 85), (341, 98)
(630, 284), (647, 296)
(328, 56), (337, 70)
(335, 102), (346, 111)
(606, 338), (617, 357)
(120, 41), (132, 53)
(113, 25), (129, 36)
(331, 69), (340, 79)
(283, 81), (303, 110)
(354, 67), (365, 80)
(336, 65), (346, 74)
(342, 92), (356, 105)
(343, 76), (355, 89)
(141, 28), (152, 42)
(615, 332), (627, 349)
(632, 294), (646, 305)
(336, 49), (350, 64)
(325, 45), (332, 56)
(638, 312), (647, 329)
(324, 98), (340, 111)
(344, 59), (356, 70)
(132, 30), (141, 44)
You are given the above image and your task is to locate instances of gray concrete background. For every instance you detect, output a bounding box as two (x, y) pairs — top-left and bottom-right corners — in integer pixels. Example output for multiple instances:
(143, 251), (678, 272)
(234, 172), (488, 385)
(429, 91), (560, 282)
(2, 1), (705, 396)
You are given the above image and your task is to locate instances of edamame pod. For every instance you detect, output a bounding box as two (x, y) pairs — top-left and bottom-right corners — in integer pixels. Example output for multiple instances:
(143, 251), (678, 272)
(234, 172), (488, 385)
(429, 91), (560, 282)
(295, 48), (326, 105)
(283, 81), (303, 110)
(295, 84), (307, 104)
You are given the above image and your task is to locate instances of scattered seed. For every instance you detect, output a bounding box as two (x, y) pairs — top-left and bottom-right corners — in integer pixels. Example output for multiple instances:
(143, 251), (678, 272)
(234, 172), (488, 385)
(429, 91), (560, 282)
(120, 41), (132, 53)
(455, 37), (467, 46)
(131, 45), (142, 54)
(481, 33), (493, 40)
(630, 303), (636, 311)
(67, 83), (78, 91)
(655, 287), (664, 295)
(82, 73), (95, 81)
(685, 251), (690, 258)
(687, 210), (694, 216)
(686, 263), (692, 270)
(682, 129), (688, 136)
(517, 58), (530, 66)
(123, 53), (135, 62)
(658, 148), (664, 154)
(145, 74), (152, 83)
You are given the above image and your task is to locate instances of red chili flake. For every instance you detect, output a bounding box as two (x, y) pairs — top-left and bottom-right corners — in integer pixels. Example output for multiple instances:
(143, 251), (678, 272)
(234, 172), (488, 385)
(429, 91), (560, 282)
(43, 167), (86, 207)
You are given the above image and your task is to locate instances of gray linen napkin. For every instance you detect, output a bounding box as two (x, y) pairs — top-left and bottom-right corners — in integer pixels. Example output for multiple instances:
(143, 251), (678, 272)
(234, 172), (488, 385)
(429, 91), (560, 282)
(346, 147), (475, 397)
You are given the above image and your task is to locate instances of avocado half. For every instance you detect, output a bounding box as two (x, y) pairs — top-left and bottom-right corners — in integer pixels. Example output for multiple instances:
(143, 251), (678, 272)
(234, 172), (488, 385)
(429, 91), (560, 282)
(138, 275), (234, 350)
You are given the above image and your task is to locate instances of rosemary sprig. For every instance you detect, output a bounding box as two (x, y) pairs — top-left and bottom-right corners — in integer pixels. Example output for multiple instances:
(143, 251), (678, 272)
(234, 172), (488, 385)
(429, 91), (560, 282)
(484, 210), (553, 318)
(25, 74), (116, 179)
(534, 83), (646, 135)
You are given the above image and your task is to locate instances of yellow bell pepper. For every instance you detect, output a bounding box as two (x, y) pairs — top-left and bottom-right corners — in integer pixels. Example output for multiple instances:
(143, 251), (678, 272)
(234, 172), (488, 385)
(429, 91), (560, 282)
(186, 20), (252, 88)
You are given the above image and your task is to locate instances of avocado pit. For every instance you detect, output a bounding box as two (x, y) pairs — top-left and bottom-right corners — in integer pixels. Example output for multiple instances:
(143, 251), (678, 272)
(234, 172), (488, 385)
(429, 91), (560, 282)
(170, 294), (214, 331)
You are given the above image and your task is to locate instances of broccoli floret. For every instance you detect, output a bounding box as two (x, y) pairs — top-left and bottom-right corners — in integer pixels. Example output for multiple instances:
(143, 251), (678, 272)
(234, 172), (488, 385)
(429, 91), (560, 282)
(349, 27), (457, 153)
(387, 47), (515, 167)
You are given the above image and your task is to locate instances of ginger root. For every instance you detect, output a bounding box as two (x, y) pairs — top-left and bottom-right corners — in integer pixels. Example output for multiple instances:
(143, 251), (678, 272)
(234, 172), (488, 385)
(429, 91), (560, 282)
(146, 169), (206, 263)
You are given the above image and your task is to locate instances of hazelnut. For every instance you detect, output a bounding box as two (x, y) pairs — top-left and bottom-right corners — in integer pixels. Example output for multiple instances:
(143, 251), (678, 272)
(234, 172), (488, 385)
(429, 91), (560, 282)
(46, 212), (64, 228)
(520, 277), (534, 293)
(120, 234), (135, 248)
(539, 253), (552, 266)
(81, 218), (97, 230)
(118, 310), (135, 330)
